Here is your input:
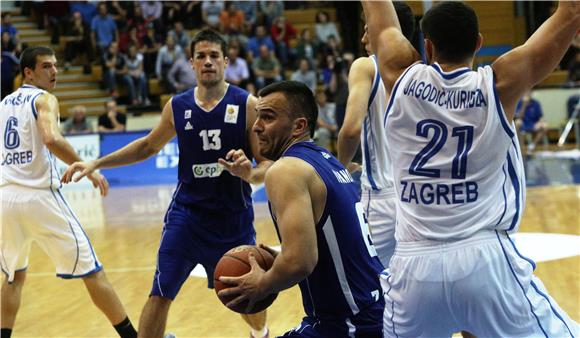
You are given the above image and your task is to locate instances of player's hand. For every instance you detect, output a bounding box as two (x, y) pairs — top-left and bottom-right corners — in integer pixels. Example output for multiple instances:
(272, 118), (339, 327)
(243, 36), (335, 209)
(218, 149), (253, 182)
(61, 160), (98, 184)
(258, 244), (279, 259)
(218, 252), (268, 313)
(346, 162), (362, 174)
(86, 171), (110, 197)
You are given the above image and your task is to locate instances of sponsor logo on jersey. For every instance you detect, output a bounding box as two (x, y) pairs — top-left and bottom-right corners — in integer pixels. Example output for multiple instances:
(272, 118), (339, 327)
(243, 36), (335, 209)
(185, 121), (193, 130)
(184, 109), (192, 119)
(192, 162), (224, 178)
(224, 104), (239, 124)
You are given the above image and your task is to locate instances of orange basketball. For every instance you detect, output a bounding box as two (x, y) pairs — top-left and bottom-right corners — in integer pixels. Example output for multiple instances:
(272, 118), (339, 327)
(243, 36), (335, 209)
(213, 245), (278, 314)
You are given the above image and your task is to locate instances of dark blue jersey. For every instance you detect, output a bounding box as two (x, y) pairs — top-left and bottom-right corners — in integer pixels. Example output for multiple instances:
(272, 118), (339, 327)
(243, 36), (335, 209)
(171, 84), (253, 211)
(271, 141), (384, 320)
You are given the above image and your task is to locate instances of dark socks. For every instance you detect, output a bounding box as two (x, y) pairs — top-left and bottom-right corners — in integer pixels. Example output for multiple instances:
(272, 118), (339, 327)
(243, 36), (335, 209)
(113, 317), (137, 338)
(1, 328), (12, 338)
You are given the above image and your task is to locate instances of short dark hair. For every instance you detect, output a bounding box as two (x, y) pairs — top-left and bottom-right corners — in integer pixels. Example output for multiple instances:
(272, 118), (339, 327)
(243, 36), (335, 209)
(20, 46), (55, 76)
(420, 1), (479, 63)
(394, 1), (416, 41)
(259, 81), (318, 138)
(190, 28), (227, 57)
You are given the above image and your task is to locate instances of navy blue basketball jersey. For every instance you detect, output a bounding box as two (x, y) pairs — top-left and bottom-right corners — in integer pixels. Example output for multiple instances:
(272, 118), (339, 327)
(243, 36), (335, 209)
(272, 141), (384, 320)
(171, 84), (252, 211)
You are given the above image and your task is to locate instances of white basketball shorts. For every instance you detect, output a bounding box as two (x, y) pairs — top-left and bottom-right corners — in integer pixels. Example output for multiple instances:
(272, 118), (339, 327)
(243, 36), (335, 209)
(1, 185), (102, 282)
(362, 187), (397, 268)
(381, 230), (578, 337)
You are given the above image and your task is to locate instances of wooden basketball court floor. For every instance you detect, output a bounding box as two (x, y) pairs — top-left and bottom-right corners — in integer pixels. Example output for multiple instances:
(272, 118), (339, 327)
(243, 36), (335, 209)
(7, 175), (580, 337)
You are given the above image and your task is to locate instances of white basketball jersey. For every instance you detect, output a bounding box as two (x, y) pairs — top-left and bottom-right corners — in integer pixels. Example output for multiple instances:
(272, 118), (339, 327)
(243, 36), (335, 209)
(360, 55), (393, 192)
(385, 62), (525, 242)
(1, 85), (61, 189)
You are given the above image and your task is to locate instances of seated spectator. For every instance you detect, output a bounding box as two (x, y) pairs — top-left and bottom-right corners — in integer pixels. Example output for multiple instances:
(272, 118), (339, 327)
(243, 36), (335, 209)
(168, 49), (197, 94)
(259, 0), (283, 28)
(291, 58), (317, 93)
(515, 91), (548, 153)
(314, 91), (337, 151)
(103, 41), (137, 104)
(127, 44), (150, 105)
(0, 13), (19, 45)
(140, 0), (163, 26)
(107, 1), (130, 32)
(295, 28), (319, 69)
(201, 0), (224, 29)
(270, 16), (297, 66)
(62, 105), (94, 135)
(142, 23), (162, 75)
(315, 11), (340, 46)
(1, 49), (19, 100)
(322, 35), (342, 60)
(253, 44), (282, 89)
(225, 45), (250, 87)
(65, 11), (91, 72)
(91, 3), (119, 60)
(168, 21), (190, 51)
(98, 100), (127, 133)
(156, 35), (184, 90)
(1, 31), (17, 54)
(220, 2), (245, 36)
(235, 1), (257, 34)
(246, 25), (275, 60)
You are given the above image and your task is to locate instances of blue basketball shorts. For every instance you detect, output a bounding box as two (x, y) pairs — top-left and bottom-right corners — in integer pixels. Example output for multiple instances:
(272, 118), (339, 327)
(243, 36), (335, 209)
(279, 299), (385, 338)
(150, 201), (255, 300)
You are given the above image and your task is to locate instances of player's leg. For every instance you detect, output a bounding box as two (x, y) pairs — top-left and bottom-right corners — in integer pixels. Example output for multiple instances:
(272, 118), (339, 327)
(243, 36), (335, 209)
(363, 190), (397, 268)
(242, 311), (268, 338)
(36, 188), (137, 337)
(530, 120), (548, 150)
(138, 202), (198, 338)
(1, 270), (26, 338)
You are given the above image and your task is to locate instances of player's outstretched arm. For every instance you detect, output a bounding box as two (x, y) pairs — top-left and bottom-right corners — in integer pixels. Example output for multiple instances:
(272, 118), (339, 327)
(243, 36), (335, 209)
(493, 1), (580, 119)
(218, 158), (317, 307)
(62, 98), (177, 184)
(338, 57), (374, 168)
(362, 0), (420, 92)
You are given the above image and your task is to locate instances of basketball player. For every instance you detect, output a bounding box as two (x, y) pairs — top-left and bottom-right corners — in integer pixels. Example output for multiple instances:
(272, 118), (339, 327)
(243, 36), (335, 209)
(363, 0), (580, 336)
(337, 2), (415, 269)
(0, 46), (137, 338)
(218, 81), (385, 337)
(61, 30), (272, 338)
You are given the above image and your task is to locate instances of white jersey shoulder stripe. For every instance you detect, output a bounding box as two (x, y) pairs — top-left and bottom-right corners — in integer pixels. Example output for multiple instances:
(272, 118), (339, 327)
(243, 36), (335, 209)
(430, 63), (471, 80)
(368, 55), (381, 106)
(30, 91), (44, 119)
(490, 70), (516, 138)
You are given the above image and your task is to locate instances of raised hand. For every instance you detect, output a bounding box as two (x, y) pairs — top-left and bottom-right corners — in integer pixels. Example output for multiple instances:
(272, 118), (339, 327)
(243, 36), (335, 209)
(218, 149), (253, 182)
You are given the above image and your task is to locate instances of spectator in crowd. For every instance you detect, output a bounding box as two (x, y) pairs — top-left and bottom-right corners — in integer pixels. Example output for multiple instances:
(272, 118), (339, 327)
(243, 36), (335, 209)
(291, 58), (317, 93)
(62, 105), (94, 135)
(1, 13), (18, 45)
(1, 48), (19, 99)
(320, 54), (336, 91)
(119, 26), (141, 54)
(259, 0), (284, 28)
(315, 11), (340, 46)
(295, 28), (319, 69)
(126, 5), (148, 43)
(156, 35), (184, 90)
(43, 1), (70, 44)
(253, 44), (282, 89)
(164, 1), (202, 29)
(329, 54), (350, 130)
(247, 25), (275, 60)
(168, 21), (190, 51)
(142, 23), (162, 75)
(70, 1), (98, 28)
(140, 0), (163, 26)
(314, 91), (337, 151)
(107, 1), (131, 32)
(567, 51), (580, 87)
(225, 45), (250, 87)
(201, 0), (224, 29)
(235, 1), (257, 34)
(515, 91), (548, 153)
(270, 15), (297, 66)
(127, 44), (150, 105)
(1, 31), (17, 53)
(168, 48), (197, 94)
(99, 100), (127, 133)
(103, 41), (137, 104)
(220, 2), (245, 36)
(91, 2), (119, 60)
(65, 11), (91, 72)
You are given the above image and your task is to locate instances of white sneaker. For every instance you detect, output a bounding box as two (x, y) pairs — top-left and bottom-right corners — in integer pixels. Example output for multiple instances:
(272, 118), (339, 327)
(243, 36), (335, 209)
(163, 333), (176, 338)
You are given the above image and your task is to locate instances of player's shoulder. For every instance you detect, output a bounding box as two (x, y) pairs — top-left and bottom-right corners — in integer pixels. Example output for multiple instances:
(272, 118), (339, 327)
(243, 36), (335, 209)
(351, 56), (376, 74)
(267, 156), (313, 183)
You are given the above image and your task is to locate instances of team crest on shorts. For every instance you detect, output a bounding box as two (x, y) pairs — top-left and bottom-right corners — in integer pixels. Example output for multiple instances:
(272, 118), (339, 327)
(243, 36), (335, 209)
(224, 104), (239, 124)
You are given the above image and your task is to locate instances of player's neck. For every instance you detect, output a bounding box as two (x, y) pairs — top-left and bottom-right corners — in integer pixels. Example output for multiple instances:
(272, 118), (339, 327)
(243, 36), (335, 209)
(435, 59), (473, 72)
(196, 82), (227, 102)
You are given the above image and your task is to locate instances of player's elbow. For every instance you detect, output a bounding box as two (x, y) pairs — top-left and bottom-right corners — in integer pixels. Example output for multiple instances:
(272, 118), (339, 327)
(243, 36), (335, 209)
(338, 126), (360, 141)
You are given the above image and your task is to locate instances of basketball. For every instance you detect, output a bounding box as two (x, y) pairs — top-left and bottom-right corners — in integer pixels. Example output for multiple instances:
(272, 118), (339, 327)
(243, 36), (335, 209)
(214, 245), (278, 314)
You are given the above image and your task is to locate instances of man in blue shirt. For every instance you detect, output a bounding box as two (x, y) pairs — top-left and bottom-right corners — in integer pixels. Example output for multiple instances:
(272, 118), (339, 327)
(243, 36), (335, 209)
(515, 91), (548, 153)
(91, 2), (118, 59)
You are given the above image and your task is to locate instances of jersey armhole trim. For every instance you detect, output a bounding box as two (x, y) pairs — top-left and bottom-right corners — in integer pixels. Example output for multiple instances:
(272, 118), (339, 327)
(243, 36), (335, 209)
(30, 92), (44, 120)
(491, 70), (515, 139)
(368, 56), (381, 107)
(383, 61), (423, 128)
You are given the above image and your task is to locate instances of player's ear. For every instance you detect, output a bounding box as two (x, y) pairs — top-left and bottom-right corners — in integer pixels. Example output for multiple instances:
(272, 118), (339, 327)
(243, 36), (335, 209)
(224, 56), (229, 66)
(474, 33), (483, 54)
(293, 117), (308, 136)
